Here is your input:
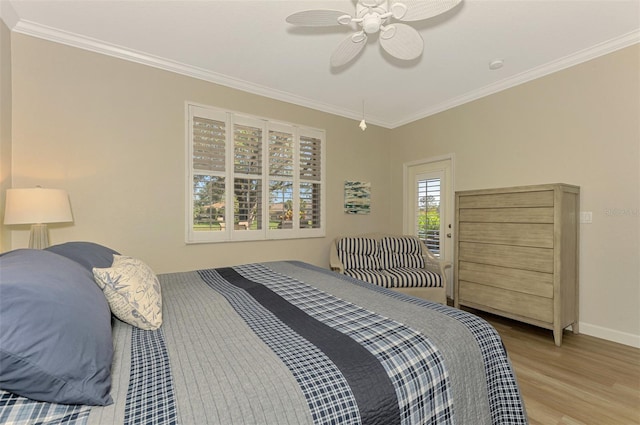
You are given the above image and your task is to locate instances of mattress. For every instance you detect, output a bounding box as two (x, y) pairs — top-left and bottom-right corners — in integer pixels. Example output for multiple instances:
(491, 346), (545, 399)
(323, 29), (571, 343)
(0, 261), (528, 425)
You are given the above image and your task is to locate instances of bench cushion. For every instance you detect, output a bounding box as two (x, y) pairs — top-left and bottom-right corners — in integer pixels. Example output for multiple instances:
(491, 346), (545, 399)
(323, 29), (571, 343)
(337, 237), (380, 270)
(380, 236), (425, 269)
(344, 269), (395, 288)
(386, 268), (442, 288)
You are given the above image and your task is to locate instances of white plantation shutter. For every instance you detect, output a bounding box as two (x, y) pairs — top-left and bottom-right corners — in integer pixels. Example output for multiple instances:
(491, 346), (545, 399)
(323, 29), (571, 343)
(234, 123), (262, 175)
(192, 116), (226, 173)
(193, 175), (225, 232)
(268, 125), (295, 232)
(299, 135), (321, 181)
(190, 107), (227, 241)
(269, 129), (294, 177)
(417, 178), (441, 255)
(299, 133), (322, 229)
(233, 119), (263, 232)
(234, 178), (263, 231)
(269, 180), (294, 229)
(299, 183), (321, 229)
(187, 103), (325, 243)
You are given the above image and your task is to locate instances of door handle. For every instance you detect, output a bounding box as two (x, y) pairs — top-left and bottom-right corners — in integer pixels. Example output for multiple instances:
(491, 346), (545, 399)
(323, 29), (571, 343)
(446, 233), (452, 238)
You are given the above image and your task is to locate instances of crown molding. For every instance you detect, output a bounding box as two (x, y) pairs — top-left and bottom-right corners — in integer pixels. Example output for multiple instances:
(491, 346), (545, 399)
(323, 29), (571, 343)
(0, 1), (19, 29)
(10, 18), (393, 128)
(9, 19), (638, 130)
(391, 29), (640, 128)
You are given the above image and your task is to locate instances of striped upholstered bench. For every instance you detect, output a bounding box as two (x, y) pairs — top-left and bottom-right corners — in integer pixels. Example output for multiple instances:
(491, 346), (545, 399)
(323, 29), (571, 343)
(330, 233), (451, 304)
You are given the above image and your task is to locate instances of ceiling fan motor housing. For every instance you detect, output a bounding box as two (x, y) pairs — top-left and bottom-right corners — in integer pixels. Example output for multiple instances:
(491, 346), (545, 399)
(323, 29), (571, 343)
(362, 13), (383, 33)
(356, 1), (391, 34)
(359, 0), (388, 8)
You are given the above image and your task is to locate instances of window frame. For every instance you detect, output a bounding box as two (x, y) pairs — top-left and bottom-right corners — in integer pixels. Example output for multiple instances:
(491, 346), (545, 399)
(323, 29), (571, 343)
(415, 175), (443, 256)
(186, 102), (326, 244)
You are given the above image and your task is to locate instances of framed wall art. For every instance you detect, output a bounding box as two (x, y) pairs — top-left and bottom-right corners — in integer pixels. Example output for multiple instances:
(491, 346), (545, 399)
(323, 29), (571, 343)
(344, 181), (371, 215)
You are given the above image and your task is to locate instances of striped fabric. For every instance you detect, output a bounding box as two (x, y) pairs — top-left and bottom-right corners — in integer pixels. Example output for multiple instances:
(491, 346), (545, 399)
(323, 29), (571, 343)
(123, 328), (176, 425)
(337, 238), (380, 270)
(229, 263), (453, 425)
(344, 269), (396, 288)
(319, 263), (528, 425)
(199, 268), (362, 424)
(380, 237), (425, 269)
(385, 268), (442, 288)
(338, 236), (441, 289)
(0, 391), (90, 425)
(338, 237), (378, 255)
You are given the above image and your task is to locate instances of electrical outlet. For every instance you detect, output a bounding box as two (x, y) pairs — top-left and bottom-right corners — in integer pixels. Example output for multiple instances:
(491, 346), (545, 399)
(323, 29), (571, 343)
(580, 211), (593, 224)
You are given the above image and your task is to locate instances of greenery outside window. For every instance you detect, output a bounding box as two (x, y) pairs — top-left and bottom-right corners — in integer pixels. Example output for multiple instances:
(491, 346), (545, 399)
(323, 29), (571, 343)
(187, 103), (325, 243)
(417, 178), (441, 255)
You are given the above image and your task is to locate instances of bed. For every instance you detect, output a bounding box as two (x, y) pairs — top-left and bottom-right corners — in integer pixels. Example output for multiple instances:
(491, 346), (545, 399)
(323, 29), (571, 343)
(0, 242), (528, 425)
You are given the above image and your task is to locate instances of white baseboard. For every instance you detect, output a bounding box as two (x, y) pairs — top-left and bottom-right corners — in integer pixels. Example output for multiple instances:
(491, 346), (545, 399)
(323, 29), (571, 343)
(579, 322), (640, 348)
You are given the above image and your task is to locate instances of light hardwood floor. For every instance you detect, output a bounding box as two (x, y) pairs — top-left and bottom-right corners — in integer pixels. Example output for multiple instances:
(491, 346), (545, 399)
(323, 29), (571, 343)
(476, 311), (640, 425)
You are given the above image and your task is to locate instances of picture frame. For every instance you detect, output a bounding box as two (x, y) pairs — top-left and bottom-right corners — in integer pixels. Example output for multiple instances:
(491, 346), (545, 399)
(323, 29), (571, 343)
(344, 181), (371, 215)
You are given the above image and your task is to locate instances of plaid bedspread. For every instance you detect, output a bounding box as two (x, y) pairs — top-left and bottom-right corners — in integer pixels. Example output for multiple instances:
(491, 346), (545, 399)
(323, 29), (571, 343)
(0, 261), (527, 425)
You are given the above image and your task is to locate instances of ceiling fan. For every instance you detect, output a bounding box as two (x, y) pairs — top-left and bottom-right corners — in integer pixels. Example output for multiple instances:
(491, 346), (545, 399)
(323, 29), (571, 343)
(286, 0), (461, 67)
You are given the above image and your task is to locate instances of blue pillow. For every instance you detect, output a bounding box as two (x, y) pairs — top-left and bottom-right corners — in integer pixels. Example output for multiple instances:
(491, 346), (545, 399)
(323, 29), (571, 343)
(46, 241), (119, 271)
(0, 249), (114, 405)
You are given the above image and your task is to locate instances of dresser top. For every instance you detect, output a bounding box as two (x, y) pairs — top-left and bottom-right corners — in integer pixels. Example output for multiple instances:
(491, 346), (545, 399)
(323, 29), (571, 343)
(456, 183), (580, 196)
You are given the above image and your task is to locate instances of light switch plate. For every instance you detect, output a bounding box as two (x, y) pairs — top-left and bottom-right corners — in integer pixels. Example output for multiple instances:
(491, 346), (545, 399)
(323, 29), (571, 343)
(580, 211), (593, 224)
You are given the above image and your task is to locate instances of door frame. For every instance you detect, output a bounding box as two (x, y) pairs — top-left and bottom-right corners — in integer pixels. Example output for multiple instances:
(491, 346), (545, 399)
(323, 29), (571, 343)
(403, 153), (455, 297)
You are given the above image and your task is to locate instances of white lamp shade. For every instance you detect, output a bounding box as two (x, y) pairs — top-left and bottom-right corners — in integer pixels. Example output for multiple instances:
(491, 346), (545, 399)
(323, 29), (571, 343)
(4, 188), (73, 225)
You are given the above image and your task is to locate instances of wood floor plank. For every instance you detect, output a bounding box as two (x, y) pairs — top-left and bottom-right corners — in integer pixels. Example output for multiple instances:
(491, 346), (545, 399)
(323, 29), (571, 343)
(475, 311), (640, 425)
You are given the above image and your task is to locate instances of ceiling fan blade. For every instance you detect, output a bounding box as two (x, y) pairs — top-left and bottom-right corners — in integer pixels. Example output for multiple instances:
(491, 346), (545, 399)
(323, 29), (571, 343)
(394, 0), (461, 22)
(286, 10), (351, 27)
(330, 33), (367, 67)
(379, 23), (423, 60)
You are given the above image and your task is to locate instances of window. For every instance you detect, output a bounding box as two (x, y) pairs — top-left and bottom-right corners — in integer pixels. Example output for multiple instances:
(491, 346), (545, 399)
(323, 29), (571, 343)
(416, 177), (441, 255)
(187, 103), (325, 243)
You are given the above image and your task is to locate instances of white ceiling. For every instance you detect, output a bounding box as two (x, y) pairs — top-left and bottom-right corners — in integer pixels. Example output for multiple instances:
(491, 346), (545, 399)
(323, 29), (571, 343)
(2, 0), (639, 128)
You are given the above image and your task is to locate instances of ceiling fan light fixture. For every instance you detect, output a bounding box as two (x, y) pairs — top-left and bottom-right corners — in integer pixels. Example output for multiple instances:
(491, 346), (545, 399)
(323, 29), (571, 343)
(380, 25), (396, 39)
(352, 31), (367, 43)
(286, 0), (462, 66)
(338, 14), (353, 25)
(390, 2), (408, 19)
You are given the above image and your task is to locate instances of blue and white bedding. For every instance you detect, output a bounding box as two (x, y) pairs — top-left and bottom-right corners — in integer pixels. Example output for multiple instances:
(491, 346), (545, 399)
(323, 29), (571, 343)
(1, 257), (528, 424)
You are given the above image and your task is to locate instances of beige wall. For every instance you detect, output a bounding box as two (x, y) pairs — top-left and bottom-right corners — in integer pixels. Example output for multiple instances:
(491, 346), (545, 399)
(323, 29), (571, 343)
(8, 34), (392, 272)
(5, 32), (639, 346)
(390, 45), (640, 345)
(0, 20), (11, 252)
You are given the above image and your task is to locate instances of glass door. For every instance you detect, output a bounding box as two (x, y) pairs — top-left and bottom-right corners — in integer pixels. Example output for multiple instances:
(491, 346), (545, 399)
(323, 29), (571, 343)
(404, 156), (454, 297)
(416, 176), (443, 256)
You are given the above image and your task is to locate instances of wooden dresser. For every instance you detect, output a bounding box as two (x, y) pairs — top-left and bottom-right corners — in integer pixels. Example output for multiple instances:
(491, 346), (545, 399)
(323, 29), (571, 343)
(454, 183), (579, 346)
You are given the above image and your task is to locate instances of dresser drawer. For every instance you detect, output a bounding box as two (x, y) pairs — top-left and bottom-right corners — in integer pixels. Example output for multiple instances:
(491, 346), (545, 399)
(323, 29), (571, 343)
(458, 241), (554, 273)
(459, 281), (553, 323)
(458, 207), (554, 223)
(458, 222), (554, 248)
(457, 190), (554, 209)
(458, 261), (553, 298)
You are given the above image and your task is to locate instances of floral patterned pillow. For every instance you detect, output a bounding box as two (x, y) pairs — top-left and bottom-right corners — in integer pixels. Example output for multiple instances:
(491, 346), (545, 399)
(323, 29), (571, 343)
(93, 255), (162, 330)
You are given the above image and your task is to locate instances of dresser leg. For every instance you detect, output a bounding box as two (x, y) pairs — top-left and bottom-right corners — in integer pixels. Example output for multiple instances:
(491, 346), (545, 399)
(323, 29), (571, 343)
(553, 328), (563, 346)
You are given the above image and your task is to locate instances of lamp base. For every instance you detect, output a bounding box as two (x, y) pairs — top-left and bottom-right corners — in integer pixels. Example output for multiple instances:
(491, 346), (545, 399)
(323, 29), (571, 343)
(29, 223), (49, 249)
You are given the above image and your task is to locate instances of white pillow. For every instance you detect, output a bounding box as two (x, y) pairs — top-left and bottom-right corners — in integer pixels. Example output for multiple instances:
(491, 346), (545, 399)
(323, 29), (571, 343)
(93, 255), (162, 330)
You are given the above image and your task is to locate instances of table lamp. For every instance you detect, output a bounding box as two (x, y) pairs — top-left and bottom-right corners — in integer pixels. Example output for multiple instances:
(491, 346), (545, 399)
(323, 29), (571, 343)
(4, 187), (73, 249)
